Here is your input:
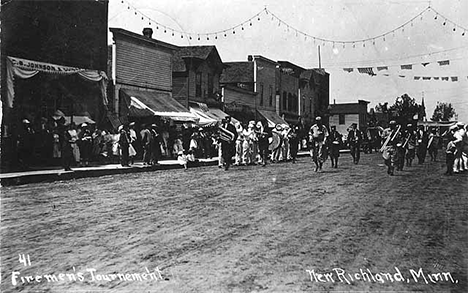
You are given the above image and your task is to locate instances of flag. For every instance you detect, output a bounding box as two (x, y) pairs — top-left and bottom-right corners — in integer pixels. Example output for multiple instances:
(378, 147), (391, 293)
(399, 75), (406, 78)
(442, 77), (449, 81)
(377, 66), (388, 71)
(343, 68), (354, 73)
(358, 67), (376, 76)
(414, 76), (421, 80)
(438, 60), (450, 66)
(421, 62), (430, 67)
(383, 73), (390, 76)
(401, 64), (413, 70)
(451, 76), (458, 82)
(422, 77), (431, 80)
(433, 77), (440, 80)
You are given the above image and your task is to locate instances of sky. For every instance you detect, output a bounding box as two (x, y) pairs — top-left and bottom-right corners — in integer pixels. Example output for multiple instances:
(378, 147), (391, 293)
(108, 0), (468, 121)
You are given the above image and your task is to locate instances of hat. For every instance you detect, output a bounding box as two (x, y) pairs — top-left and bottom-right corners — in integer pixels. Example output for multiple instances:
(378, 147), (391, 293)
(81, 123), (88, 128)
(457, 122), (465, 127)
(151, 124), (158, 128)
(118, 125), (124, 132)
(407, 123), (412, 127)
(22, 119), (30, 124)
(315, 116), (322, 121)
(129, 122), (136, 127)
(275, 124), (283, 131)
(389, 120), (397, 125)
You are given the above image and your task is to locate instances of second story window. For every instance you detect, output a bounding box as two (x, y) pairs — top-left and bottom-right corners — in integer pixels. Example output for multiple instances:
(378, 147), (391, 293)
(196, 72), (202, 97)
(269, 85), (273, 107)
(208, 73), (213, 99)
(259, 84), (264, 106)
(339, 114), (345, 125)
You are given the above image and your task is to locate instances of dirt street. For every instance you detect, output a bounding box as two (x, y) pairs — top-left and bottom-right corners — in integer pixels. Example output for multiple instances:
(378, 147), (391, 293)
(1, 153), (467, 293)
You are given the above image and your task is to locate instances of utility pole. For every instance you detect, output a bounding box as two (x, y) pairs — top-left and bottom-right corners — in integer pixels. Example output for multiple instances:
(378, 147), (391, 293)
(318, 45), (322, 69)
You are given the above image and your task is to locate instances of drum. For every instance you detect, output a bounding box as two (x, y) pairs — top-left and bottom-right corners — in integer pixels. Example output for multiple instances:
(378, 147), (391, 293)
(269, 132), (281, 151)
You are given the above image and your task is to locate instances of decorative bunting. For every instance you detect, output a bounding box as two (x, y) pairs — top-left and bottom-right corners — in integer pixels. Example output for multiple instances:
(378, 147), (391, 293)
(441, 77), (449, 81)
(414, 76), (421, 80)
(343, 68), (354, 73)
(383, 74), (390, 76)
(377, 66), (388, 71)
(401, 64), (413, 70)
(421, 62), (430, 67)
(433, 77), (440, 80)
(422, 77), (431, 80)
(451, 76), (458, 81)
(358, 67), (376, 76)
(438, 60), (450, 66)
(399, 75), (406, 78)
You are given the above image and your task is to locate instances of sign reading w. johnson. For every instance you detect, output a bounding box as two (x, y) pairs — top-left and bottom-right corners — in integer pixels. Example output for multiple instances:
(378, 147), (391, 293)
(8, 56), (85, 74)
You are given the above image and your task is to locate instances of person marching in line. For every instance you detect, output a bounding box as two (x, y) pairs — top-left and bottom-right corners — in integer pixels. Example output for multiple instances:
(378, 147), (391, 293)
(381, 120), (402, 176)
(118, 124), (130, 167)
(416, 125), (428, 164)
(347, 123), (363, 164)
(309, 116), (329, 172)
(242, 121), (254, 165)
(256, 121), (270, 166)
(453, 122), (467, 173)
(445, 127), (458, 175)
(404, 123), (417, 167)
(219, 116), (237, 170)
(328, 125), (343, 168)
(271, 124), (283, 163)
(427, 127), (440, 162)
(288, 125), (300, 164)
(233, 122), (243, 166)
(281, 125), (291, 161)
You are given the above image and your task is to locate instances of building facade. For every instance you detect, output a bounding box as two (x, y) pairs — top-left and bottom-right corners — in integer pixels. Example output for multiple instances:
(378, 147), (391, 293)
(329, 100), (370, 135)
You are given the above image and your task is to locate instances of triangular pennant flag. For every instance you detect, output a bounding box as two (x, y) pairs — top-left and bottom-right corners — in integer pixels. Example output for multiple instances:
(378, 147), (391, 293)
(401, 64), (413, 70)
(438, 60), (450, 66)
(451, 76), (458, 82)
(433, 77), (440, 80)
(383, 74), (390, 76)
(421, 62), (430, 67)
(399, 75), (406, 78)
(422, 77), (431, 80)
(358, 67), (376, 76)
(343, 68), (354, 73)
(414, 76), (421, 80)
(442, 77), (449, 81)
(377, 66), (388, 71)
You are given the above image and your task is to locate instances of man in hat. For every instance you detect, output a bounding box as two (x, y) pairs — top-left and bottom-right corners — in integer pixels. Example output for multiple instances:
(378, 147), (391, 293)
(404, 123), (417, 167)
(140, 124), (152, 165)
(381, 120), (402, 175)
(256, 120), (271, 166)
(150, 124), (162, 165)
(128, 122), (138, 164)
(288, 125), (300, 164)
(219, 116), (238, 170)
(119, 124), (131, 167)
(416, 125), (428, 164)
(453, 122), (467, 173)
(78, 123), (93, 167)
(347, 123), (363, 164)
(309, 117), (329, 172)
(427, 127), (440, 162)
(17, 119), (35, 169)
(328, 125), (343, 168)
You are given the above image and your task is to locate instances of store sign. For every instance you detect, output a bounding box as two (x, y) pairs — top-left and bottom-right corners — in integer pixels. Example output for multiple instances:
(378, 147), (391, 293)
(8, 57), (84, 74)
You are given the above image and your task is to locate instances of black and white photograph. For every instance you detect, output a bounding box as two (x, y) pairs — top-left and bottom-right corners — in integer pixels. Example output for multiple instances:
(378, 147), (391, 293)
(1, 0), (467, 292)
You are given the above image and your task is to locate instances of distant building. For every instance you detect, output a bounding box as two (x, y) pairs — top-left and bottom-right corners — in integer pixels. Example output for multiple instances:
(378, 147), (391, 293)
(109, 27), (196, 124)
(300, 69), (330, 127)
(172, 46), (224, 108)
(329, 100), (370, 135)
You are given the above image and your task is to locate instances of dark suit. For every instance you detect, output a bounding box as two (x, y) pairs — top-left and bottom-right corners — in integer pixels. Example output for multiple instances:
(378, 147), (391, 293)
(220, 122), (237, 170)
(348, 128), (363, 164)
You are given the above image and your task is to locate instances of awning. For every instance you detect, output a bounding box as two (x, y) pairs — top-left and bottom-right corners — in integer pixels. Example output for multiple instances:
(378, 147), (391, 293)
(121, 89), (198, 122)
(65, 116), (95, 125)
(417, 121), (457, 127)
(257, 109), (288, 127)
(190, 103), (237, 127)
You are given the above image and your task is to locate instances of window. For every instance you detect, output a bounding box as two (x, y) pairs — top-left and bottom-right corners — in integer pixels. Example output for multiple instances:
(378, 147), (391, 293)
(282, 92), (287, 111)
(196, 72), (202, 97)
(259, 84), (264, 106)
(339, 114), (345, 125)
(269, 85), (273, 106)
(208, 73), (213, 99)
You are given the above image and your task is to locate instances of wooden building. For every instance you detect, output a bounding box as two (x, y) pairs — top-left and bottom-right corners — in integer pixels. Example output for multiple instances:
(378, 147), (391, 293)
(329, 100), (370, 135)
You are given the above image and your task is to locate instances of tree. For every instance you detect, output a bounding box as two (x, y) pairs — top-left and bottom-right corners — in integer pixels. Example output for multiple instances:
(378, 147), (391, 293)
(375, 102), (389, 113)
(431, 102), (456, 122)
(388, 93), (422, 125)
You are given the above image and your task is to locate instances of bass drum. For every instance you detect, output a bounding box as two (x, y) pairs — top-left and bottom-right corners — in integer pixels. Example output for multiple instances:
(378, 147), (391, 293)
(268, 132), (282, 151)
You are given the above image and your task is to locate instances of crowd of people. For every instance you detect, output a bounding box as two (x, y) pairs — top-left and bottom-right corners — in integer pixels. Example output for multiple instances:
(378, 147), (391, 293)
(13, 112), (467, 176)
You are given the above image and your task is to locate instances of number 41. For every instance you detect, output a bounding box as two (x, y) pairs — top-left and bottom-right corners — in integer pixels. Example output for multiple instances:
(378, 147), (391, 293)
(18, 254), (31, 266)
